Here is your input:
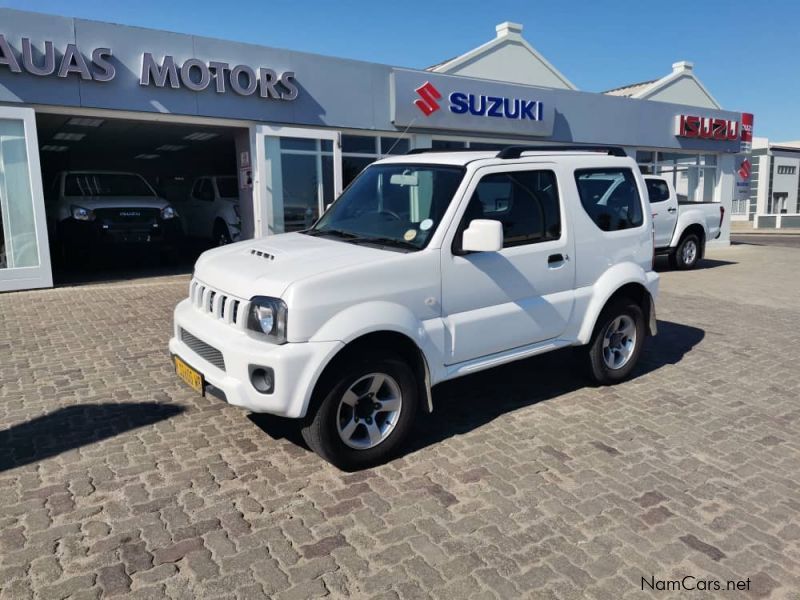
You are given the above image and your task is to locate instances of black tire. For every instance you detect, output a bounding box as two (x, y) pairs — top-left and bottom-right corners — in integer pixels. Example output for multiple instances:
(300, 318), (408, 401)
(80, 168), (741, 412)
(586, 299), (646, 385)
(214, 222), (232, 247)
(673, 233), (701, 270)
(301, 355), (419, 470)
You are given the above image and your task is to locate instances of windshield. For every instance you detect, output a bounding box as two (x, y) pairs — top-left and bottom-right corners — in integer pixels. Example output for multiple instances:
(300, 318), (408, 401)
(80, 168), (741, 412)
(309, 163), (465, 250)
(216, 176), (238, 199)
(64, 173), (155, 197)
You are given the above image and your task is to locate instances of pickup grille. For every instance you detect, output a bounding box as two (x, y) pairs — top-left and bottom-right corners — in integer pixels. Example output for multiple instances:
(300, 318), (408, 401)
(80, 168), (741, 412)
(94, 207), (161, 227)
(180, 328), (225, 372)
(189, 279), (248, 329)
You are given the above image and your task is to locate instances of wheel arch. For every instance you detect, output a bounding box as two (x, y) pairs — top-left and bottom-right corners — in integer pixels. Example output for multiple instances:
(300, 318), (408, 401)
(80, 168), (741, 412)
(307, 329), (433, 419)
(678, 223), (706, 259)
(576, 265), (656, 345)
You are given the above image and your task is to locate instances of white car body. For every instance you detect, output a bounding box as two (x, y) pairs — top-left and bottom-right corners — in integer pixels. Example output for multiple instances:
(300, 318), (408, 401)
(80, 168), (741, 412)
(644, 175), (723, 256)
(183, 175), (241, 244)
(170, 148), (659, 424)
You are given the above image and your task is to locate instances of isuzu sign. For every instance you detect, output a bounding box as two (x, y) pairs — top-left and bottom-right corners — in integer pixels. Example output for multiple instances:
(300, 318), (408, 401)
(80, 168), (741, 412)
(392, 69), (555, 136)
(675, 114), (739, 141)
(0, 35), (298, 101)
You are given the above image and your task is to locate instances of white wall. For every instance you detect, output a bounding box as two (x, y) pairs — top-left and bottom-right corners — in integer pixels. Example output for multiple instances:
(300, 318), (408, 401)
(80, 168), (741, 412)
(769, 153), (800, 213)
(641, 76), (718, 109)
(441, 42), (572, 89)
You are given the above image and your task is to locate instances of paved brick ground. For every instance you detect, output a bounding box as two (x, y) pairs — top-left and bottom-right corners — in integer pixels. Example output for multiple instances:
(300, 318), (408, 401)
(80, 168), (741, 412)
(1, 242), (799, 599)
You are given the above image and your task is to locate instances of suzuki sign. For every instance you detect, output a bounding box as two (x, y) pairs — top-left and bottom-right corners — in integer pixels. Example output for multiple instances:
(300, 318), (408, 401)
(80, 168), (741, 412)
(392, 69), (554, 136)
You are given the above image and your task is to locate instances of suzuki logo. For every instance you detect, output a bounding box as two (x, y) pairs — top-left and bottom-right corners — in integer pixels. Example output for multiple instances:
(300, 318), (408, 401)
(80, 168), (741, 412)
(738, 159), (751, 181)
(414, 81), (442, 116)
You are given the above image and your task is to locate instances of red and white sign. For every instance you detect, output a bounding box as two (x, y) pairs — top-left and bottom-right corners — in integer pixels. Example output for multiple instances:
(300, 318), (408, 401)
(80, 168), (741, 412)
(740, 112), (754, 152)
(675, 114), (739, 141)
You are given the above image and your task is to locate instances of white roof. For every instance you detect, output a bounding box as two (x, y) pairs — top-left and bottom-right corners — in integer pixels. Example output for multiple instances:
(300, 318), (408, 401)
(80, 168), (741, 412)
(604, 61), (721, 109)
(428, 22), (577, 91)
(375, 149), (630, 167)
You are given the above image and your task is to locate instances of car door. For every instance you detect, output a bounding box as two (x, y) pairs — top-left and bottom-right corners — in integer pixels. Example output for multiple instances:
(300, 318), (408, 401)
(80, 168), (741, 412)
(645, 177), (677, 248)
(440, 164), (576, 365)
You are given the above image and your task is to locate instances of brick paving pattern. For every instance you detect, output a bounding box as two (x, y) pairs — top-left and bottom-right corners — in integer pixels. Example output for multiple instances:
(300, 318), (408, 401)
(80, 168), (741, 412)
(1, 243), (799, 599)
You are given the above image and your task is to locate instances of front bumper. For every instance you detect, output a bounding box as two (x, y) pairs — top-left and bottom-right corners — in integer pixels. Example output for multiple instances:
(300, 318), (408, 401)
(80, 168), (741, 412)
(59, 218), (183, 248)
(169, 298), (342, 418)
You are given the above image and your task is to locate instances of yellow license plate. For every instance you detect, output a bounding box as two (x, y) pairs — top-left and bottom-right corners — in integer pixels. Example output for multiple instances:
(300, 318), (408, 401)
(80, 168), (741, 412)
(174, 356), (204, 395)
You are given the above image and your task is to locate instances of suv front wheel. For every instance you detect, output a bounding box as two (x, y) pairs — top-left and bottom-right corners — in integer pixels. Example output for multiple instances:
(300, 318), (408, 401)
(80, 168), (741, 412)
(301, 355), (419, 470)
(586, 299), (646, 384)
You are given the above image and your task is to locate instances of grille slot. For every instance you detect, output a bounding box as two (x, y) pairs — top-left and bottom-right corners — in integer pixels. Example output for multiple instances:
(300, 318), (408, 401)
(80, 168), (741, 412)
(180, 328), (225, 372)
(189, 279), (247, 329)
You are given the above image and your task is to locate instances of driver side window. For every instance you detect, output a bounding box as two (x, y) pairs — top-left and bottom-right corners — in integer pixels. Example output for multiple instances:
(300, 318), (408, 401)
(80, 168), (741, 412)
(459, 170), (561, 249)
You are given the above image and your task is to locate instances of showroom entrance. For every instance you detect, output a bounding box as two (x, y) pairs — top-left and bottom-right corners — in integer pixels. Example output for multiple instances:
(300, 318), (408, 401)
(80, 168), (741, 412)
(33, 111), (246, 283)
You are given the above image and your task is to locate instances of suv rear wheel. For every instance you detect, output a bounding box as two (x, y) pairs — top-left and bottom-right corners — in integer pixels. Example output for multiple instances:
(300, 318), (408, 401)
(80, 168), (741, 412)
(301, 355), (419, 470)
(586, 299), (646, 384)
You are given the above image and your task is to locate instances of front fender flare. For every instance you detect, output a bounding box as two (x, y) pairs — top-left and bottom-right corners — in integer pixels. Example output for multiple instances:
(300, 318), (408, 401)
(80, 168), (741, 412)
(307, 301), (441, 413)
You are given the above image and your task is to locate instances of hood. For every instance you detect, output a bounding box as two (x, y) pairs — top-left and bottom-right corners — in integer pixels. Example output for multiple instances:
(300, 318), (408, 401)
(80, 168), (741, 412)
(67, 196), (170, 210)
(193, 232), (390, 299)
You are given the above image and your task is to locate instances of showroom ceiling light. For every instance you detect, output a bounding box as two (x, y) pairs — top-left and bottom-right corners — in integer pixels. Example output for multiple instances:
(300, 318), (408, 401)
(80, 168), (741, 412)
(41, 145), (69, 152)
(183, 132), (218, 141)
(156, 144), (187, 151)
(66, 117), (105, 127)
(134, 153), (160, 159)
(53, 132), (86, 141)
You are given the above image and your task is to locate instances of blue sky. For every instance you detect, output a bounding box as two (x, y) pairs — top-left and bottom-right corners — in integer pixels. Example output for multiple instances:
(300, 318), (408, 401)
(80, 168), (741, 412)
(4, 0), (798, 140)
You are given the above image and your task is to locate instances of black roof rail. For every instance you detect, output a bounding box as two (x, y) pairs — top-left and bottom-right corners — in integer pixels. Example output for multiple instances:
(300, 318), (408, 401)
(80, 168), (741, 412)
(405, 145), (628, 158)
(405, 147), (500, 155)
(496, 145), (628, 159)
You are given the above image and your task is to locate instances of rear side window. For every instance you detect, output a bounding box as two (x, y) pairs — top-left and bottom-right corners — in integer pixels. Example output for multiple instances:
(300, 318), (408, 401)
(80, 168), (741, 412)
(464, 170), (561, 247)
(575, 168), (644, 231)
(645, 178), (670, 203)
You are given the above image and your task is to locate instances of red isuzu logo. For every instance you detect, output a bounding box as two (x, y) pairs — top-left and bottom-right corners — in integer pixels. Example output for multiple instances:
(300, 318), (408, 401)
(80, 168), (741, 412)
(414, 81), (442, 116)
(675, 114), (739, 140)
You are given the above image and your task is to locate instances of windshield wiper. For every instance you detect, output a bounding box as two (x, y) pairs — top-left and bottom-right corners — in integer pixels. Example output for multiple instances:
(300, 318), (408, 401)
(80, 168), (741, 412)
(304, 228), (359, 239)
(349, 236), (419, 251)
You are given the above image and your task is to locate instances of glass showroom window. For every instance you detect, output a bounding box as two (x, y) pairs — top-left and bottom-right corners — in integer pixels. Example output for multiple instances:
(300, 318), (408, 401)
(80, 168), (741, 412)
(657, 153), (718, 203)
(277, 137), (335, 232)
(341, 134), (410, 188)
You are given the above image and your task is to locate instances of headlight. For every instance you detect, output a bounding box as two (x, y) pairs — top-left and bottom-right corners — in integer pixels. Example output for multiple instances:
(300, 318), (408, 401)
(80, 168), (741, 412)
(71, 205), (95, 221)
(161, 206), (178, 220)
(247, 296), (288, 343)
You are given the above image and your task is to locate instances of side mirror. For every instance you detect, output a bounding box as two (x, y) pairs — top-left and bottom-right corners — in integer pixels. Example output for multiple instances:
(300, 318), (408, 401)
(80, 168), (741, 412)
(461, 219), (503, 252)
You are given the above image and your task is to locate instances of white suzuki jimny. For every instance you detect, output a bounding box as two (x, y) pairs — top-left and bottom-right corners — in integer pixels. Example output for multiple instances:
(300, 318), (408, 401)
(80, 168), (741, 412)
(170, 146), (659, 469)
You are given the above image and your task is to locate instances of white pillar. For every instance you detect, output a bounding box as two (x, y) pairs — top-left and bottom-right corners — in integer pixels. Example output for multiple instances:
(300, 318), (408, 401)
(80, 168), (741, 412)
(710, 153), (734, 247)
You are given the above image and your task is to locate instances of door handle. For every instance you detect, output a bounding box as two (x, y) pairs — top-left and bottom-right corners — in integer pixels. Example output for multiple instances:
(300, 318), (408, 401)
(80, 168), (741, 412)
(667, 207), (677, 213)
(548, 253), (565, 265)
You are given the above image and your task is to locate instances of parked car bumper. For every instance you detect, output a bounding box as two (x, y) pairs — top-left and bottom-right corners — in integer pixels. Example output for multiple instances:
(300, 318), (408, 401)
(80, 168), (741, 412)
(168, 298), (343, 418)
(58, 218), (183, 248)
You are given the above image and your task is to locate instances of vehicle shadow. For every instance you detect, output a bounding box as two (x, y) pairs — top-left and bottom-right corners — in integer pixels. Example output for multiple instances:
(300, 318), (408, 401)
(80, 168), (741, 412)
(654, 256), (736, 272)
(249, 320), (705, 464)
(0, 403), (184, 473)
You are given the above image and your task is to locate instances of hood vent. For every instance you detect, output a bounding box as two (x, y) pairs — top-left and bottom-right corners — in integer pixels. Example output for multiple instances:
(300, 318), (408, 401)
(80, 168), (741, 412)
(250, 248), (275, 261)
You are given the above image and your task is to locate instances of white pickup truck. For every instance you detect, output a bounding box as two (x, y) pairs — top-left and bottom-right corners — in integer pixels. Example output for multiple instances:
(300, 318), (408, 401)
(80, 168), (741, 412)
(644, 175), (724, 269)
(170, 146), (659, 469)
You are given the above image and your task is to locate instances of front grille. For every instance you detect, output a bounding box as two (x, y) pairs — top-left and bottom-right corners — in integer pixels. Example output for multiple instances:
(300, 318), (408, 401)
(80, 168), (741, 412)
(180, 328), (225, 372)
(94, 207), (161, 226)
(189, 279), (248, 329)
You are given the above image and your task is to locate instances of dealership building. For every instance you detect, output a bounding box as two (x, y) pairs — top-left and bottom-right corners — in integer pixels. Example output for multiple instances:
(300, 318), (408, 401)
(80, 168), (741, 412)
(0, 9), (752, 292)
